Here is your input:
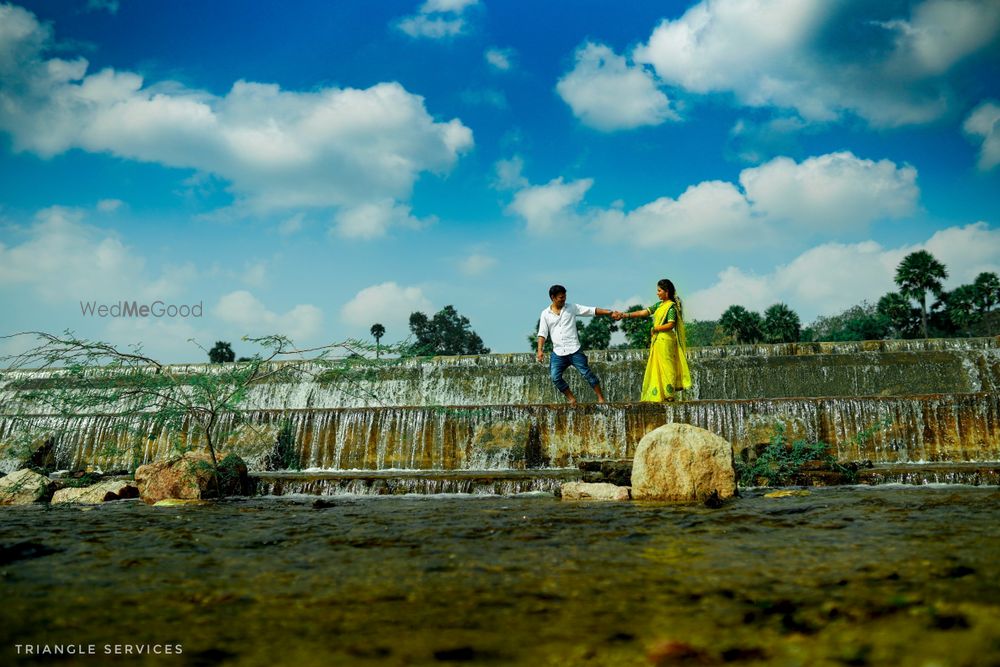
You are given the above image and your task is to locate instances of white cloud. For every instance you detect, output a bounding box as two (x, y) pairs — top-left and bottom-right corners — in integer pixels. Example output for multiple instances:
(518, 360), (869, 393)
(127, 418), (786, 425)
(688, 223), (1000, 321)
(739, 152), (919, 230)
(241, 260), (268, 287)
(215, 290), (322, 342)
(593, 180), (763, 249)
(633, 0), (1000, 126)
(963, 101), (1000, 170)
(485, 47), (514, 71)
(610, 295), (646, 312)
(340, 282), (434, 336)
(458, 253), (497, 276)
(331, 200), (433, 240)
(85, 0), (119, 14)
(492, 155), (528, 191)
(0, 206), (191, 303)
(103, 317), (208, 363)
(396, 0), (479, 39)
(277, 212), (304, 236)
(0, 4), (474, 216)
(422, 0), (478, 12)
(923, 222), (1000, 279)
(505, 177), (593, 235)
(686, 267), (775, 320)
(556, 42), (677, 131)
(96, 198), (124, 213)
(882, 0), (1000, 76)
(397, 14), (466, 39)
(592, 151), (918, 248)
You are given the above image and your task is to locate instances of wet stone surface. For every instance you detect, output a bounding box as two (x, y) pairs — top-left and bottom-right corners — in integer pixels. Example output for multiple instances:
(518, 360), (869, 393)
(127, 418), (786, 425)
(1, 486), (999, 666)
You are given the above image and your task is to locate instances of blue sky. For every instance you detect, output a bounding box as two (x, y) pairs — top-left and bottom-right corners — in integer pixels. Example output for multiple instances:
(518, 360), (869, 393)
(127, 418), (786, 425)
(0, 0), (998, 362)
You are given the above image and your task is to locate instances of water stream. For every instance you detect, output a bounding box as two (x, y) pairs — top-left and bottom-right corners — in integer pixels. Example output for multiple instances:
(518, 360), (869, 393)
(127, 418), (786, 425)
(2, 338), (998, 485)
(1, 487), (997, 666)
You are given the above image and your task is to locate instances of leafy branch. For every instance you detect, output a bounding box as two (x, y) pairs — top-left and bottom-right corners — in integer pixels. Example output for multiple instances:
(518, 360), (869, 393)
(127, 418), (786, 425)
(0, 331), (411, 493)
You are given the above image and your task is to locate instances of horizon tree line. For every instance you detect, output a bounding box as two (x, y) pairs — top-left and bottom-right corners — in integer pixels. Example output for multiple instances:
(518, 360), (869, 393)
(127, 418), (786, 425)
(204, 252), (999, 361)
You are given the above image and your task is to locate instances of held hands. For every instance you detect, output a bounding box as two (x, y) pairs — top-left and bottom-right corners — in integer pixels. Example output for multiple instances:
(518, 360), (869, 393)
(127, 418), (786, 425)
(610, 310), (626, 321)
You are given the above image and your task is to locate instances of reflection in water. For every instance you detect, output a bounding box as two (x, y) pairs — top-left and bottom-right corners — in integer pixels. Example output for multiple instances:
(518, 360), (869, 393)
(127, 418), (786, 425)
(1, 486), (999, 666)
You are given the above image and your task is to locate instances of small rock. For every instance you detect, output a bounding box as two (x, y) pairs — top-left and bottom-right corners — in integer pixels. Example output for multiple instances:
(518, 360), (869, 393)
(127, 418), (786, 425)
(0, 468), (54, 505)
(647, 640), (710, 665)
(153, 499), (209, 507)
(764, 490), (811, 498)
(51, 480), (140, 505)
(560, 481), (630, 501)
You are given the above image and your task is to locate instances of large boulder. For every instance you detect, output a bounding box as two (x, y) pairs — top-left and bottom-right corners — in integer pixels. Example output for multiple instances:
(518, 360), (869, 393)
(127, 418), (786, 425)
(631, 423), (737, 502)
(560, 481), (630, 501)
(134, 451), (251, 504)
(0, 468), (55, 505)
(51, 480), (140, 505)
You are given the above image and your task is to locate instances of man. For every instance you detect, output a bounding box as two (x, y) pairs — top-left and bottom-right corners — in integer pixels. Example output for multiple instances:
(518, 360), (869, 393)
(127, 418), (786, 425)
(536, 284), (617, 405)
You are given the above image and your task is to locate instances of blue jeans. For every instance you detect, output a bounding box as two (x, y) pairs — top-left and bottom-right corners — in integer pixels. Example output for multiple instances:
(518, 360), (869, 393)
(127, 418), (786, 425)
(550, 350), (600, 393)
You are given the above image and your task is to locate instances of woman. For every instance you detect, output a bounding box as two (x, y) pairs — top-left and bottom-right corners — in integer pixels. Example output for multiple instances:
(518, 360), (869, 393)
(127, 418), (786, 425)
(620, 279), (691, 402)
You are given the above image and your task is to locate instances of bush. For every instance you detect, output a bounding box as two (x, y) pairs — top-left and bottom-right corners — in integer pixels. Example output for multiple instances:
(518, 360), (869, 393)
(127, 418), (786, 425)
(734, 424), (856, 487)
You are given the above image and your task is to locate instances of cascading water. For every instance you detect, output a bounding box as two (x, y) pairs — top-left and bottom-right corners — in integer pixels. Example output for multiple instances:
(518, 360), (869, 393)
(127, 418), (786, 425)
(1, 337), (998, 491)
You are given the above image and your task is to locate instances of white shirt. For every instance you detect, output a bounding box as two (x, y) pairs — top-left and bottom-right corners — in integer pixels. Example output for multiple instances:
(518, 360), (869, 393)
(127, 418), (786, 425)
(538, 303), (596, 356)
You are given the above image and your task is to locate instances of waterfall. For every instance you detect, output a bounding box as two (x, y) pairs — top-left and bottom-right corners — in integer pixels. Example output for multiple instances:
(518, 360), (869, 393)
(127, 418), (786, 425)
(2, 337), (998, 477)
(3, 393), (996, 474)
(3, 337), (997, 409)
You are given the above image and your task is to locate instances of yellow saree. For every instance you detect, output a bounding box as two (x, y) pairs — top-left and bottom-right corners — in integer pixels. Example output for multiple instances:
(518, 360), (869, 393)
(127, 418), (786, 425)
(640, 299), (691, 402)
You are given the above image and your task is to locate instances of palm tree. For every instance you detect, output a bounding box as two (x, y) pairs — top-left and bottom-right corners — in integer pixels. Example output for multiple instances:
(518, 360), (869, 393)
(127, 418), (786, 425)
(894, 251), (948, 338)
(719, 305), (763, 344)
(877, 292), (918, 338)
(762, 303), (801, 343)
(973, 272), (1000, 313)
(370, 323), (385, 359)
(944, 285), (979, 336)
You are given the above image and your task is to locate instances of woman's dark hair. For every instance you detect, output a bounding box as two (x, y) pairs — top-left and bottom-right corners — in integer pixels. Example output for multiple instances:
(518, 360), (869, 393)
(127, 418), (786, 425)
(549, 284), (567, 299)
(658, 278), (682, 317)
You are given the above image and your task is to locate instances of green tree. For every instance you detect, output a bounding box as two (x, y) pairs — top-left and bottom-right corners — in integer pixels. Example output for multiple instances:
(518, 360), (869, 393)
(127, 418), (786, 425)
(208, 341), (235, 364)
(2, 331), (381, 493)
(370, 323), (385, 359)
(762, 303), (801, 343)
(802, 302), (893, 342)
(973, 272), (1000, 313)
(409, 305), (489, 356)
(876, 292), (918, 338)
(719, 306), (763, 344)
(942, 285), (980, 335)
(684, 320), (718, 348)
(618, 305), (652, 349)
(578, 315), (617, 350)
(527, 319), (554, 352)
(895, 250), (948, 338)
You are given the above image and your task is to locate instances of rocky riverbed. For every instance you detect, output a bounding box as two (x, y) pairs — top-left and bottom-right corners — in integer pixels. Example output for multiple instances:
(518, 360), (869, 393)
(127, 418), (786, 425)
(2, 486), (998, 666)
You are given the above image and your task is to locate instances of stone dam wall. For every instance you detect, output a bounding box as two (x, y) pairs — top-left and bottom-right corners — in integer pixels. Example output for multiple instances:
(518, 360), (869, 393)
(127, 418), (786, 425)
(1, 337), (998, 473)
